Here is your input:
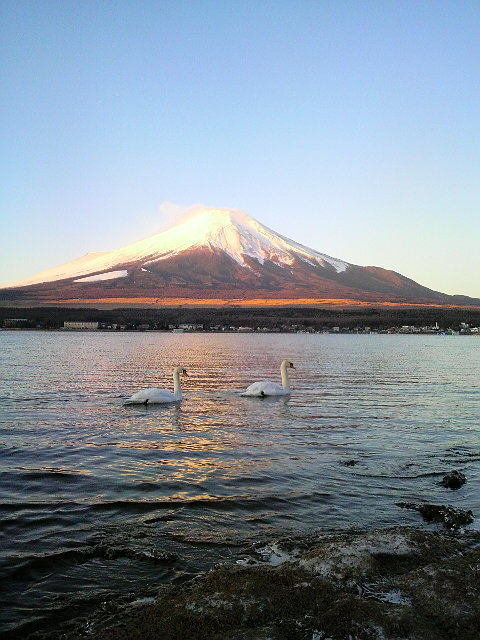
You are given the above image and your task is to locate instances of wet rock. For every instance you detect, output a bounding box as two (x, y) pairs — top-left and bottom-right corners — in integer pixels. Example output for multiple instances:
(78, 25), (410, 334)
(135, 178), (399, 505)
(54, 527), (480, 640)
(149, 550), (178, 563)
(397, 502), (474, 529)
(396, 546), (480, 638)
(299, 527), (459, 583)
(441, 470), (466, 489)
(341, 459), (358, 467)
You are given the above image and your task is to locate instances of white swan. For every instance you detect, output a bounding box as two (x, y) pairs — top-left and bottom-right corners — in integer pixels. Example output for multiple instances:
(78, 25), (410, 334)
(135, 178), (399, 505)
(125, 366), (188, 404)
(241, 360), (296, 397)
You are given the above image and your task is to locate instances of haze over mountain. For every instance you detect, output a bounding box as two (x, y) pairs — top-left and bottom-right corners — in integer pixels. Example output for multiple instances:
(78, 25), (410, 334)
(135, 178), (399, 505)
(2, 207), (478, 307)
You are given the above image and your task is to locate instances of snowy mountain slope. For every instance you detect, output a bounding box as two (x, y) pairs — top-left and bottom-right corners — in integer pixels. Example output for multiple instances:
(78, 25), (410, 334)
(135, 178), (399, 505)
(4, 252), (111, 289)
(1, 206), (478, 305)
(4, 207), (349, 288)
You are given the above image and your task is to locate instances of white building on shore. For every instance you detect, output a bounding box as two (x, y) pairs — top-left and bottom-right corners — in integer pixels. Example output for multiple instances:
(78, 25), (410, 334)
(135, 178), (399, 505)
(63, 321), (99, 330)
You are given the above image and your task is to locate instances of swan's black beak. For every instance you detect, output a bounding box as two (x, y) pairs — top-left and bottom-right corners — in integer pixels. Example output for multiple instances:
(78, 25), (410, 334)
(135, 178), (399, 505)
(182, 369), (188, 376)
(289, 362), (296, 369)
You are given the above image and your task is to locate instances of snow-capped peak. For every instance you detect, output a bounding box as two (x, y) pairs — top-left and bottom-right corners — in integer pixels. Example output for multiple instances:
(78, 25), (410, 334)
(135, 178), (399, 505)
(3, 206), (349, 288)
(142, 206), (349, 272)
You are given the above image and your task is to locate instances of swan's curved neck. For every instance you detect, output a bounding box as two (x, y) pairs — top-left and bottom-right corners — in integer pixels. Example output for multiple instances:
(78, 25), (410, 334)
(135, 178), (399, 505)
(173, 370), (182, 399)
(280, 361), (290, 391)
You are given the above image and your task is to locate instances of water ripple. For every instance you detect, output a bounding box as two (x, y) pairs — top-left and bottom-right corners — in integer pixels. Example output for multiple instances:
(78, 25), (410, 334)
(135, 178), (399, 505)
(0, 331), (479, 637)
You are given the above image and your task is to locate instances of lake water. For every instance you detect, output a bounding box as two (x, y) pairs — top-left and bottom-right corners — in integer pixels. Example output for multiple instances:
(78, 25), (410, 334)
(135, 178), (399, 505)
(0, 331), (479, 638)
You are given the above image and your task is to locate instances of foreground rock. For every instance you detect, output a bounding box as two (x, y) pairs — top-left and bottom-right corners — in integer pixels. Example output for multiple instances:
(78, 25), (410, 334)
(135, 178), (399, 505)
(47, 527), (480, 640)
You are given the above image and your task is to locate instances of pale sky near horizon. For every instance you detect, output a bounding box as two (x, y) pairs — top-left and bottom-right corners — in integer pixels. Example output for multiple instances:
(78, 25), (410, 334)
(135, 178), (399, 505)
(1, 1), (479, 297)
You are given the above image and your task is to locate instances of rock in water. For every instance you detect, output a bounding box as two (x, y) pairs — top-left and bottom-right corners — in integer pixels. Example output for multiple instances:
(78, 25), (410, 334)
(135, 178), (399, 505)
(441, 470), (466, 489)
(397, 502), (474, 529)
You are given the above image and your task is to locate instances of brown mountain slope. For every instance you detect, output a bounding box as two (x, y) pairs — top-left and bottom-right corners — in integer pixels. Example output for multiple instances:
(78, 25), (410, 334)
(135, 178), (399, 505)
(2, 246), (478, 306)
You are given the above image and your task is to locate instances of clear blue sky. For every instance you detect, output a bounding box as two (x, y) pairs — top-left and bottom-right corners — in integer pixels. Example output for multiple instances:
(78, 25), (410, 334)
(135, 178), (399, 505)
(1, 0), (479, 296)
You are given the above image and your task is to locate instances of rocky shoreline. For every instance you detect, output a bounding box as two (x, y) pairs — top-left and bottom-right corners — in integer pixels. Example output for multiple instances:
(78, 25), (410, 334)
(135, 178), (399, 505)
(28, 520), (480, 640)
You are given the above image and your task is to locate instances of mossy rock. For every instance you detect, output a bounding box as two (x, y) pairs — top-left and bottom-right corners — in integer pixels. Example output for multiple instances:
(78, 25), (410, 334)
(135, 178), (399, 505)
(45, 527), (480, 640)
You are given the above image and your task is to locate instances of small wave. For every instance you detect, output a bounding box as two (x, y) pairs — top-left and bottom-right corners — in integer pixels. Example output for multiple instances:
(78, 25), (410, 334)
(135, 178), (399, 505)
(14, 467), (89, 478)
(88, 491), (323, 515)
(2, 549), (89, 582)
(0, 500), (81, 512)
(353, 471), (445, 479)
(1, 543), (178, 584)
(89, 494), (252, 513)
(441, 455), (480, 463)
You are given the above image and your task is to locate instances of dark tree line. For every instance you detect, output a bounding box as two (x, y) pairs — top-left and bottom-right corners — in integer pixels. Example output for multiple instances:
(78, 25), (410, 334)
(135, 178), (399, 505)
(1, 305), (479, 331)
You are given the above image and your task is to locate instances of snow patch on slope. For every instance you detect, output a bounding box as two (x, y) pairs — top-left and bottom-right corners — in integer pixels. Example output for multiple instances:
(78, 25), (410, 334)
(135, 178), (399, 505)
(74, 270), (128, 283)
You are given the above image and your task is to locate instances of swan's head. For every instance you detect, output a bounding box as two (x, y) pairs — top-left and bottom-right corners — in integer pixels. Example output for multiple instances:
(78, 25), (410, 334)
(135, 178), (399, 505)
(282, 359), (296, 370)
(174, 366), (188, 376)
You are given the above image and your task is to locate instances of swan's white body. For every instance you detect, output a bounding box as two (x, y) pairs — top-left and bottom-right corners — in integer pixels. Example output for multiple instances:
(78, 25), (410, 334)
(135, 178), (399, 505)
(241, 360), (295, 397)
(125, 366), (187, 404)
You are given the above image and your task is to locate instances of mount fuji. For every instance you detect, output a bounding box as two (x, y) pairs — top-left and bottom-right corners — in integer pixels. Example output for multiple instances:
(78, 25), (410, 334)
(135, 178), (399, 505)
(1, 206), (478, 306)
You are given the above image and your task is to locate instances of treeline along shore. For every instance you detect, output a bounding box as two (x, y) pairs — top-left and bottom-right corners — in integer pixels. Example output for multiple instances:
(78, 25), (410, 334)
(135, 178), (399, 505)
(1, 305), (480, 333)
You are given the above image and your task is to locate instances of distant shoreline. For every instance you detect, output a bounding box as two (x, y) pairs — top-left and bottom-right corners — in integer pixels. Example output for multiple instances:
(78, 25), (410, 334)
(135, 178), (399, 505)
(1, 328), (479, 336)
(2, 304), (480, 335)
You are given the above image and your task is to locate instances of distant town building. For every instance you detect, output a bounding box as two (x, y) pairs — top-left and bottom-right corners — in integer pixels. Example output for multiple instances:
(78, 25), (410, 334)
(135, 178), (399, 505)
(400, 325), (417, 333)
(238, 326), (254, 332)
(63, 321), (99, 330)
(3, 318), (29, 327)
